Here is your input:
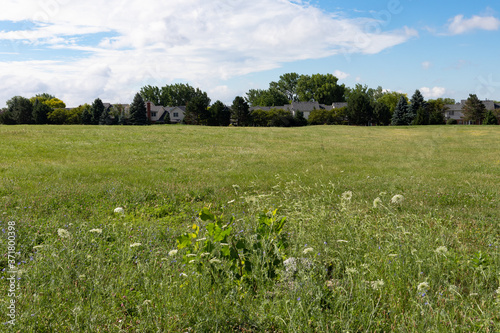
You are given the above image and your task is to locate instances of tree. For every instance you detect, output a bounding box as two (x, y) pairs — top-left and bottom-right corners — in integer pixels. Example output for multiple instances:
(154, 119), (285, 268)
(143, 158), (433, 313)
(373, 102), (391, 125)
(426, 99), (447, 125)
(91, 98), (105, 125)
(0, 108), (16, 124)
(407, 90), (424, 125)
(296, 73), (346, 105)
(81, 105), (92, 124)
(377, 91), (407, 114)
(269, 72), (300, 102)
(184, 95), (211, 125)
(245, 88), (289, 107)
(6, 96), (33, 124)
(231, 96), (251, 126)
(463, 94), (486, 124)
(294, 111), (308, 127)
(129, 93), (148, 125)
(139, 85), (162, 105)
(99, 106), (113, 125)
(44, 98), (66, 109)
(208, 101), (230, 126)
(391, 95), (410, 125)
(346, 85), (373, 125)
(483, 110), (498, 125)
(32, 99), (51, 124)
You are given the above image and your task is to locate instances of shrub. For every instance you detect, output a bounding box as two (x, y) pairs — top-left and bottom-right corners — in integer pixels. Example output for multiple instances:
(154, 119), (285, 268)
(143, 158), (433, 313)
(446, 118), (458, 125)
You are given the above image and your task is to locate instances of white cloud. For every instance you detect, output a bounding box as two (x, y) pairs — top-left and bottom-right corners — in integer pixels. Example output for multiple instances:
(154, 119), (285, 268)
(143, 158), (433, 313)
(421, 61), (432, 70)
(333, 70), (350, 80)
(420, 87), (446, 99)
(0, 0), (417, 106)
(447, 14), (500, 35)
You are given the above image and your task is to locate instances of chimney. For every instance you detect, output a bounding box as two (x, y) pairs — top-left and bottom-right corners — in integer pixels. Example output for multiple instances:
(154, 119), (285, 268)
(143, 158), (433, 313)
(146, 101), (151, 121)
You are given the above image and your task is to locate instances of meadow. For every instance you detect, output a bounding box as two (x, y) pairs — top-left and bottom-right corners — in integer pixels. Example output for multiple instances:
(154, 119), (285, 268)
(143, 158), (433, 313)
(0, 124), (499, 332)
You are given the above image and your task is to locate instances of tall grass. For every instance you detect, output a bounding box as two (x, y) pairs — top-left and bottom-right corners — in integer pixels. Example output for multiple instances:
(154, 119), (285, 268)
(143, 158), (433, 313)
(0, 125), (499, 331)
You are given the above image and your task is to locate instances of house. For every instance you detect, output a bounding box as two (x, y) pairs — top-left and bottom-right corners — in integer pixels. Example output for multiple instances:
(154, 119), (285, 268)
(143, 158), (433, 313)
(444, 100), (500, 124)
(145, 102), (185, 123)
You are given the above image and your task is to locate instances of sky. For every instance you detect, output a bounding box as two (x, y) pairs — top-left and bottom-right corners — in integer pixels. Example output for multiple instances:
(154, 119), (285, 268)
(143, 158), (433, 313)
(1, 0), (500, 107)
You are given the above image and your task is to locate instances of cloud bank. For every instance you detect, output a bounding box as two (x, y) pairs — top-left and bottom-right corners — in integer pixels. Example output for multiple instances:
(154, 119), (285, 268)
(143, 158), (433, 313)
(0, 0), (417, 106)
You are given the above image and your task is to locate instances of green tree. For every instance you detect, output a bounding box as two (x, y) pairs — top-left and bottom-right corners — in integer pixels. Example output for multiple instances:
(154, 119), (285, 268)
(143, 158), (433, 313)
(99, 106), (113, 125)
(409, 90), (425, 125)
(7, 96), (33, 124)
(81, 105), (92, 124)
(296, 73), (346, 104)
(373, 102), (391, 125)
(391, 95), (410, 125)
(231, 96), (251, 126)
(129, 93), (148, 125)
(44, 98), (66, 109)
(463, 94), (486, 124)
(91, 98), (105, 125)
(294, 111), (308, 127)
(377, 91), (407, 114)
(140, 85), (162, 105)
(208, 101), (230, 126)
(184, 94), (211, 125)
(346, 85), (374, 125)
(0, 108), (16, 124)
(483, 110), (498, 125)
(269, 72), (300, 102)
(32, 99), (51, 124)
(245, 88), (289, 107)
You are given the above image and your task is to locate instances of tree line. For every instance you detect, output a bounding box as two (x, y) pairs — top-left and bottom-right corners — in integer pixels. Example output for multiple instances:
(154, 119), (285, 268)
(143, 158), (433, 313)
(1, 73), (498, 126)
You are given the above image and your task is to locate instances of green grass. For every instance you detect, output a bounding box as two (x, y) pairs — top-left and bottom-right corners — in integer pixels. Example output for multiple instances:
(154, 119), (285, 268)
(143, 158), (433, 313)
(0, 124), (499, 332)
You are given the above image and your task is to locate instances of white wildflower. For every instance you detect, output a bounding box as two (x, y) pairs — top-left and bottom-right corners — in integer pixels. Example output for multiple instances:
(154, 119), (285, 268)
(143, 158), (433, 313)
(89, 228), (102, 234)
(180, 273), (188, 277)
(78, 274), (86, 280)
(188, 260), (196, 264)
(209, 258), (221, 264)
(168, 250), (178, 256)
(417, 282), (429, 292)
(33, 245), (45, 249)
(341, 191), (353, 201)
(303, 247), (314, 254)
(337, 240), (349, 243)
(195, 238), (206, 242)
(186, 253), (197, 257)
(373, 197), (382, 208)
(57, 228), (71, 239)
(435, 246), (448, 255)
(114, 207), (125, 214)
(143, 300), (152, 305)
(200, 252), (211, 257)
(370, 280), (385, 290)
(495, 286), (500, 295)
(227, 199), (235, 204)
(391, 194), (404, 204)
(130, 243), (142, 248)
(388, 254), (398, 257)
(346, 268), (358, 274)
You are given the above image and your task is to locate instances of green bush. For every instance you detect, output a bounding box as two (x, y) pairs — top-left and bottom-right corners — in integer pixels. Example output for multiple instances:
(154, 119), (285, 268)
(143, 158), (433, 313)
(446, 118), (458, 125)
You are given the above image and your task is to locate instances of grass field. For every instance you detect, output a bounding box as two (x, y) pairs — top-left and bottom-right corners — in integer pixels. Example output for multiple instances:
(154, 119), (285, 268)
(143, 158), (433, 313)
(0, 125), (499, 332)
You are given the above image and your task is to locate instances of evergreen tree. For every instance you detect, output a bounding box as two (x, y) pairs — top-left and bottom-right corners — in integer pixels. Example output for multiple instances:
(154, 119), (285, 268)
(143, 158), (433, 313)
(293, 111), (308, 127)
(414, 105), (430, 125)
(346, 87), (373, 125)
(6, 96), (33, 124)
(91, 98), (105, 125)
(81, 106), (92, 124)
(391, 95), (410, 125)
(373, 102), (391, 125)
(129, 93), (148, 125)
(408, 90), (424, 125)
(463, 94), (486, 124)
(32, 98), (51, 124)
(99, 106), (113, 125)
(231, 96), (251, 126)
(483, 110), (498, 125)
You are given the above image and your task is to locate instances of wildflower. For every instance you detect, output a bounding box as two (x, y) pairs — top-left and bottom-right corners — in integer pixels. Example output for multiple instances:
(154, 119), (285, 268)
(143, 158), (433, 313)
(89, 229), (102, 234)
(143, 300), (152, 305)
(435, 246), (448, 255)
(130, 243), (142, 248)
(495, 286), (500, 295)
(390, 194), (404, 204)
(370, 280), (385, 290)
(417, 282), (429, 292)
(186, 253), (197, 257)
(188, 260), (196, 264)
(209, 258), (221, 264)
(346, 268), (358, 274)
(180, 273), (188, 277)
(168, 250), (178, 256)
(33, 245), (45, 249)
(200, 252), (211, 257)
(57, 228), (71, 239)
(114, 207), (125, 215)
(337, 240), (348, 243)
(195, 238), (206, 242)
(78, 275), (86, 279)
(303, 247), (314, 254)
(341, 191), (352, 201)
(373, 197), (382, 208)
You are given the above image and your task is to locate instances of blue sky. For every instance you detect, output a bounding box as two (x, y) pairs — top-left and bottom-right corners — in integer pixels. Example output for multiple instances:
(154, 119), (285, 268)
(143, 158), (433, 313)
(0, 0), (499, 107)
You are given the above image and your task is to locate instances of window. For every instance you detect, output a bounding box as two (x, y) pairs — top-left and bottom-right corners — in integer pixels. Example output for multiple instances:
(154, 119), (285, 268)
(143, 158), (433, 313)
(173, 112), (179, 117)
(448, 111), (454, 116)
(151, 112), (157, 117)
